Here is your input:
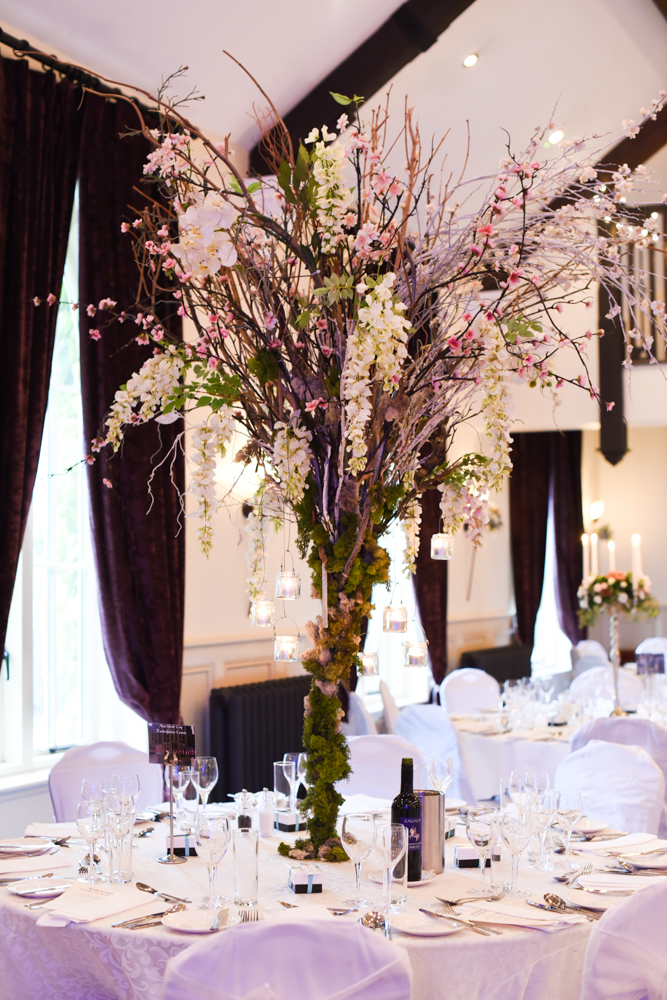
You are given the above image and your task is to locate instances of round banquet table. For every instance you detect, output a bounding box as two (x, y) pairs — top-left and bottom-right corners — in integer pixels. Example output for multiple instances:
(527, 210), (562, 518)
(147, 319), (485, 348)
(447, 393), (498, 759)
(452, 717), (573, 801)
(0, 820), (592, 1000)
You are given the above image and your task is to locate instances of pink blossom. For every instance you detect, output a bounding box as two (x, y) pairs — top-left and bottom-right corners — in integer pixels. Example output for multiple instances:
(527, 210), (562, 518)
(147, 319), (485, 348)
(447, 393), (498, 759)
(164, 258), (177, 269)
(121, 222), (130, 233)
(264, 312), (277, 330)
(477, 224), (494, 236)
(268, 338), (282, 348)
(135, 333), (149, 345)
(33, 296), (41, 306)
(555, 303), (563, 314)
(177, 305), (188, 317)
(295, 340), (305, 348)
(132, 218), (142, 228)
(157, 225), (169, 238)
(208, 356), (220, 370)
(153, 328), (164, 342)
(47, 292), (57, 306)
(89, 329), (101, 340)
(99, 298), (117, 310)
(321, 346), (333, 357)
(173, 290), (182, 299)
(343, 212), (357, 227)
(372, 170), (392, 195)
(447, 336), (462, 351)
(469, 244), (482, 257)
(86, 304), (96, 317)
(305, 398), (324, 412)
(85, 455), (95, 465)
(606, 401), (616, 411)
(508, 269), (524, 287)
(103, 478), (113, 489)
(388, 181), (401, 198)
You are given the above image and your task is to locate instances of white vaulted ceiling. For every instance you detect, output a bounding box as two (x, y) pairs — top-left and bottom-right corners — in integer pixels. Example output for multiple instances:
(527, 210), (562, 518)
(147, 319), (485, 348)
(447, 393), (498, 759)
(0, 0), (665, 179)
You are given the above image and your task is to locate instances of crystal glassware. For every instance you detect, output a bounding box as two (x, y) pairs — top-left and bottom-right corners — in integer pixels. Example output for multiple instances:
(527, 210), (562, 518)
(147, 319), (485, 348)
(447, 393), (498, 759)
(76, 800), (105, 883)
(233, 827), (259, 906)
(193, 757), (219, 812)
(529, 788), (556, 871)
(555, 790), (583, 867)
(81, 778), (108, 804)
(178, 768), (199, 834)
(341, 813), (375, 906)
(105, 791), (135, 883)
(110, 773), (140, 806)
(282, 753), (300, 814)
(373, 823), (407, 915)
(427, 756), (454, 795)
(465, 807), (497, 892)
(508, 771), (530, 816)
(195, 813), (231, 909)
(499, 808), (532, 896)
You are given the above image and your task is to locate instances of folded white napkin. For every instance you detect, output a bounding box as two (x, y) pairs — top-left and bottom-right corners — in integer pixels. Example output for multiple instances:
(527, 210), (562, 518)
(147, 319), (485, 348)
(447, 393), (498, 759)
(461, 900), (583, 930)
(24, 822), (79, 839)
(36, 881), (150, 926)
(574, 833), (657, 854)
(577, 872), (659, 891)
(0, 853), (72, 877)
(267, 905), (337, 923)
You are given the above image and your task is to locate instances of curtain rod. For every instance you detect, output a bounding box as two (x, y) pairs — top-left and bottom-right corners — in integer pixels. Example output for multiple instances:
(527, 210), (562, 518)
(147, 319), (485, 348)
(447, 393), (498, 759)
(0, 25), (154, 116)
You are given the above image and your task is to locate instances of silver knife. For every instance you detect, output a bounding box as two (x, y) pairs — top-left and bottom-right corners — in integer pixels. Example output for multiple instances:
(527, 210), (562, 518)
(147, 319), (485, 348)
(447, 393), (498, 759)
(112, 910), (170, 928)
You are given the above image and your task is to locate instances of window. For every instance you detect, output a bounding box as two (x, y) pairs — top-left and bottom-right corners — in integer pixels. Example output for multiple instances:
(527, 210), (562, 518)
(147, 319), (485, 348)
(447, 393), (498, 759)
(359, 520), (431, 708)
(530, 496), (572, 678)
(621, 205), (666, 364)
(0, 199), (145, 777)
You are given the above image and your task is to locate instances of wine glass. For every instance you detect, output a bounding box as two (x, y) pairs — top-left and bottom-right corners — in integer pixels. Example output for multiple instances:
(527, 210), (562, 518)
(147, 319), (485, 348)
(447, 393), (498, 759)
(529, 789), (556, 871)
(193, 757), (219, 812)
(428, 757), (454, 795)
(525, 770), (549, 794)
(555, 790), (583, 867)
(76, 801), (105, 883)
(373, 823), (407, 915)
(105, 791), (135, 883)
(465, 808), (497, 892)
(508, 771), (530, 815)
(178, 769), (199, 833)
(195, 813), (231, 909)
(283, 753), (300, 814)
(340, 813), (375, 907)
(297, 752), (309, 794)
(81, 778), (108, 804)
(110, 773), (140, 806)
(499, 808), (532, 896)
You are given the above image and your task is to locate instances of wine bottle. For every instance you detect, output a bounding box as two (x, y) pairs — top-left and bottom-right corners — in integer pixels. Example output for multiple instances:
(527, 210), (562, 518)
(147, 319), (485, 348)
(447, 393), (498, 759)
(391, 757), (422, 882)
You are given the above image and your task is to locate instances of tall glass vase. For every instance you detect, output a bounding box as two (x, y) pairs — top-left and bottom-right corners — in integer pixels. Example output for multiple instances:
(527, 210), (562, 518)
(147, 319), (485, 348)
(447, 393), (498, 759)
(608, 613), (627, 717)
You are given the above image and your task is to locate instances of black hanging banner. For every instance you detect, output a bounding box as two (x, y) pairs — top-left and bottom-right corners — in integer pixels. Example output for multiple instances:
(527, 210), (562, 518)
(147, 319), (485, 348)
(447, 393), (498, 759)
(148, 724), (196, 765)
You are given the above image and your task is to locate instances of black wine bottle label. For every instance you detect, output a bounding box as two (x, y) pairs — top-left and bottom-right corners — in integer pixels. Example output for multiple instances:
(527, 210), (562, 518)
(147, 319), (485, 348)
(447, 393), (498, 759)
(391, 757), (423, 881)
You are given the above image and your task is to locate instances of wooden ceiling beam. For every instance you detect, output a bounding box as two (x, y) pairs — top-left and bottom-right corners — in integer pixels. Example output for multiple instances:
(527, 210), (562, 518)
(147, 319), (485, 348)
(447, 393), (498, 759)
(249, 0), (477, 173)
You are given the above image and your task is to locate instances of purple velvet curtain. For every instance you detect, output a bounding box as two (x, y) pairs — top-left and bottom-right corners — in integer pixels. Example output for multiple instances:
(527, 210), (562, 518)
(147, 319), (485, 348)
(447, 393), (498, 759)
(0, 61), (82, 655)
(415, 489), (448, 687)
(552, 431), (586, 645)
(78, 95), (185, 724)
(509, 432), (551, 648)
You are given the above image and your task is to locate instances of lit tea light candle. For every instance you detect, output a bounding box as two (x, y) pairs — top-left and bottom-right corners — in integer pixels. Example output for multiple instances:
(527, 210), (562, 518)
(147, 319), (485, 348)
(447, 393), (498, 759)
(430, 533), (453, 560)
(275, 571), (301, 600)
(251, 599), (275, 627)
(359, 651), (379, 676)
(581, 533), (590, 581)
(383, 606), (408, 633)
(404, 640), (429, 667)
(590, 532), (599, 578)
(274, 634), (300, 661)
(607, 539), (616, 573)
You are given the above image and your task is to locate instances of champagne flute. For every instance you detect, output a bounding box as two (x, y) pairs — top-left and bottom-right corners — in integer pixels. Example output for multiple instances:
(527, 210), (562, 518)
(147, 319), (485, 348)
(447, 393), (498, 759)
(465, 808), (497, 892)
(373, 823), (407, 915)
(282, 753), (300, 814)
(195, 813), (231, 909)
(530, 789), (556, 870)
(499, 808), (532, 896)
(76, 801), (105, 883)
(341, 813), (375, 907)
(555, 790), (583, 867)
(428, 757), (454, 795)
(193, 757), (219, 812)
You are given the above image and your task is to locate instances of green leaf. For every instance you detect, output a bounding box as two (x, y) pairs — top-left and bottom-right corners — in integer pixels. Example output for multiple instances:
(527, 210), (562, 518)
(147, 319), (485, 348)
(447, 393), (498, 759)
(294, 144), (309, 187)
(196, 396), (212, 407)
(248, 349), (280, 386)
(228, 176), (242, 194)
(296, 310), (312, 329)
(246, 181), (261, 194)
(330, 92), (352, 106)
(277, 160), (296, 204)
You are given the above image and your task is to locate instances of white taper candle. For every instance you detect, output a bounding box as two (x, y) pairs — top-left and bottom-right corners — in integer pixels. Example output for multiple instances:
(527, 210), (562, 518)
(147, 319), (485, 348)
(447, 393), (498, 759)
(581, 533), (590, 582)
(608, 539), (616, 573)
(590, 532), (599, 578)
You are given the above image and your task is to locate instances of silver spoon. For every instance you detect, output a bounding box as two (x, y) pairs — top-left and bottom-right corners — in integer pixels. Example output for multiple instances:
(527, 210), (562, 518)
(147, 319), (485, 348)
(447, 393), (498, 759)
(544, 893), (601, 919)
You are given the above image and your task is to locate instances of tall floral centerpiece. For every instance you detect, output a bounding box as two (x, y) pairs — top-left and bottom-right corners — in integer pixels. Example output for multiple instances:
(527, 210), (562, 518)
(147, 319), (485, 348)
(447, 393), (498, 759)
(90, 75), (666, 855)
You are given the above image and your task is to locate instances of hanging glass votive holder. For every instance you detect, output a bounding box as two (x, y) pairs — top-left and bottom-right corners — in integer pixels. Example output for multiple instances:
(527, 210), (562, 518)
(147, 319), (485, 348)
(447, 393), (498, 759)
(383, 605), (408, 633)
(404, 639), (429, 667)
(251, 598), (275, 628)
(273, 618), (301, 662)
(430, 533), (453, 560)
(275, 570), (301, 600)
(359, 651), (379, 676)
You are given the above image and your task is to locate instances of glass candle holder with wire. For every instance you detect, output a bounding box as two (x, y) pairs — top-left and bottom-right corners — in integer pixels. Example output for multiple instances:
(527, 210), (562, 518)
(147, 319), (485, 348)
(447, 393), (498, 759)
(273, 616), (301, 661)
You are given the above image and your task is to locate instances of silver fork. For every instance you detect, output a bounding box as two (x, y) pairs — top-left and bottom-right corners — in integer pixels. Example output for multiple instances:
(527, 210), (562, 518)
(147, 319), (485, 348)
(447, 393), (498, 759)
(437, 902), (503, 936)
(566, 862), (592, 885)
(437, 887), (509, 907)
(239, 908), (259, 923)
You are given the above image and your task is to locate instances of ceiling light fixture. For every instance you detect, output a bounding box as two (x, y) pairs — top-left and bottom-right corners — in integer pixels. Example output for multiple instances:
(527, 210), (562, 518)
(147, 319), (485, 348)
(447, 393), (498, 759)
(463, 53), (478, 68)
(548, 129), (564, 144)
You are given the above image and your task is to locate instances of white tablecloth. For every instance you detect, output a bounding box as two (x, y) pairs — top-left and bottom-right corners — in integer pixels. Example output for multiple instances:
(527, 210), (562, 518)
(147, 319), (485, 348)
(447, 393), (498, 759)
(454, 718), (573, 800)
(0, 819), (593, 1000)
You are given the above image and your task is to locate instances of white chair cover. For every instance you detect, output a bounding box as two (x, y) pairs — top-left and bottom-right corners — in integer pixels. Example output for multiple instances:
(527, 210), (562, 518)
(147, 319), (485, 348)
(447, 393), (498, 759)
(635, 637), (667, 657)
(554, 739), (665, 835)
(380, 681), (400, 734)
(571, 638), (614, 679)
(336, 735), (426, 799)
(570, 717), (667, 837)
(341, 692), (378, 737)
(580, 879), (667, 1000)
(162, 917), (412, 1000)
(439, 668), (500, 714)
(569, 665), (643, 710)
(48, 741), (164, 821)
(394, 704), (476, 804)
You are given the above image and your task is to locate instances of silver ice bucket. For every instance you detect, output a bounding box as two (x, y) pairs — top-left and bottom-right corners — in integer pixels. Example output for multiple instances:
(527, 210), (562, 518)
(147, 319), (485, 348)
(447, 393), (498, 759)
(416, 789), (445, 873)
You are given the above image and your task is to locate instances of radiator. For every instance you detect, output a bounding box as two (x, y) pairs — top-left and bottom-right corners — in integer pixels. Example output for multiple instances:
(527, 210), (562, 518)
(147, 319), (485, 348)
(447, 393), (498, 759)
(209, 675), (312, 802)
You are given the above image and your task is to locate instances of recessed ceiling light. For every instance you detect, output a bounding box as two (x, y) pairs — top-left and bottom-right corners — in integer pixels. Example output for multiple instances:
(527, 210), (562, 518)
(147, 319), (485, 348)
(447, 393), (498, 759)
(463, 53), (478, 68)
(548, 129), (564, 144)
(651, 211), (659, 219)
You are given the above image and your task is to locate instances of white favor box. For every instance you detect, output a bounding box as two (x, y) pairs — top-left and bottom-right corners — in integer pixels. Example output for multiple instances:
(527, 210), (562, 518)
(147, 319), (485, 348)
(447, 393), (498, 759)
(287, 862), (323, 894)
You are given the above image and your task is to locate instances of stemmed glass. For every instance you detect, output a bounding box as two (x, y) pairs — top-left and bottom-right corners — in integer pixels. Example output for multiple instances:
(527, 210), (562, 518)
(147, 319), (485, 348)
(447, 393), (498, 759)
(555, 790), (583, 867)
(81, 778), (108, 804)
(178, 769), (199, 833)
(105, 791), (135, 883)
(373, 823), (407, 915)
(195, 813), (231, 909)
(508, 771), (530, 815)
(340, 813), (375, 907)
(499, 808), (532, 896)
(297, 752), (309, 795)
(76, 801), (105, 883)
(283, 753), (300, 814)
(465, 808), (497, 892)
(110, 773), (140, 805)
(193, 757), (219, 812)
(529, 789), (556, 871)
(428, 757), (454, 795)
